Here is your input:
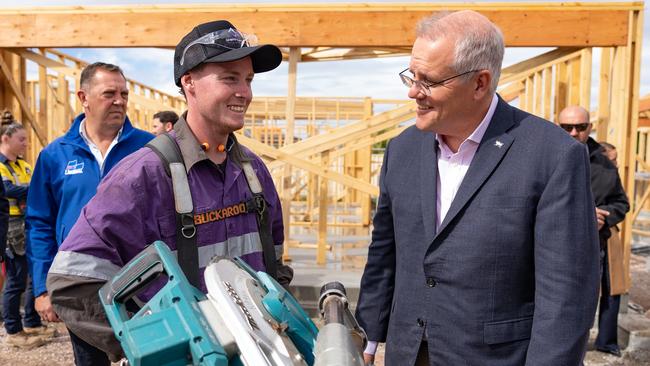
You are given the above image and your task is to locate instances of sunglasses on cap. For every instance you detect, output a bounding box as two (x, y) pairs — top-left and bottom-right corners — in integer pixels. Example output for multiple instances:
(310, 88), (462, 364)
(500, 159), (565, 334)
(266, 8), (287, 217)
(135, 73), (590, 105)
(559, 123), (590, 132)
(180, 28), (258, 66)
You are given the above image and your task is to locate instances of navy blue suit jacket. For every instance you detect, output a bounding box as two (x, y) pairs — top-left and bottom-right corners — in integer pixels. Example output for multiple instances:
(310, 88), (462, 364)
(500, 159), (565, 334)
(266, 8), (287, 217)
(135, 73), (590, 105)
(356, 97), (600, 365)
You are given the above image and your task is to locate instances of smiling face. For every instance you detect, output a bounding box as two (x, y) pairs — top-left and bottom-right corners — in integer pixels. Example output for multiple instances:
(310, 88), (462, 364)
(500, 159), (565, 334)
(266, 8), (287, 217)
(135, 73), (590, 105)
(78, 69), (128, 131)
(408, 36), (479, 138)
(184, 57), (253, 135)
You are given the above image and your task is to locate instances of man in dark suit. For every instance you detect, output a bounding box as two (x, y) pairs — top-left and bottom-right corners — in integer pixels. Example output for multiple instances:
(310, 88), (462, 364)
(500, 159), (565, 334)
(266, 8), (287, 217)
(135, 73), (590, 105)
(559, 106), (630, 357)
(356, 10), (600, 365)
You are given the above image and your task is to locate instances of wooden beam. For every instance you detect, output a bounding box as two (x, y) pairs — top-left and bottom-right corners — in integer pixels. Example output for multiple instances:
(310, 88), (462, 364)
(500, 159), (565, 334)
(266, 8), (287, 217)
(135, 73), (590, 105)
(236, 134), (379, 196)
(0, 54), (47, 146)
(0, 3), (637, 48)
(265, 102), (416, 171)
(500, 47), (581, 85)
(498, 81), (525, 102)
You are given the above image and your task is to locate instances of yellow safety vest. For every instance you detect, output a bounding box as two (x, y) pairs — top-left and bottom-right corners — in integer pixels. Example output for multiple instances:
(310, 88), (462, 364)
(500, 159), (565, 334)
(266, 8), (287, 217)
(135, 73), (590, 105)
(0, 158), (32, 216)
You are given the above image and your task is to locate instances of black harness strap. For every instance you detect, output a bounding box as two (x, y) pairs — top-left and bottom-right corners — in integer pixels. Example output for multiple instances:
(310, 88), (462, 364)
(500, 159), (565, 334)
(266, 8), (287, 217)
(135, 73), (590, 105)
(241, 162), (278, 280)
(146, 134), (200, 287)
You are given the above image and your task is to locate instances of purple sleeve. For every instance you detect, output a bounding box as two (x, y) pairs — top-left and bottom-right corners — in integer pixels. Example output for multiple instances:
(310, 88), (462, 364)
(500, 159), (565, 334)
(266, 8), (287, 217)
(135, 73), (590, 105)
(60, 153), (168, 267)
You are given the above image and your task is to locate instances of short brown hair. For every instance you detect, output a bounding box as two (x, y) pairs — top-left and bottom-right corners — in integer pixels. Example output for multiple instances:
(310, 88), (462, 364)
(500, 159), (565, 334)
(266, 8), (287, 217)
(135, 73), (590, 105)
(153, 111), (179, 125)
(80, 62), (126, 89)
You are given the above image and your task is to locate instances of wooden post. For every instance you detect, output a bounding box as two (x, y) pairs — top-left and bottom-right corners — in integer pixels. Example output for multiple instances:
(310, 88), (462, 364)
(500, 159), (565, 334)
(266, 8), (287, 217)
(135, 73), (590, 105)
(74, 61), (82, 114)
(597, 48), (613, 142)
(579, 48), (592, 111)
(282, 47), (300, 262)
(543, 67), (553, 120)
(57, 55), (67, 139)
(568, 57), (581, 106)
(554, 61), (568, 122)
(361, 97), (373, 226)
(620, 9), (644, 293)
(521, 76), (532, 112)
(533, 71), (542, 116)
(317, 150), (329, 265)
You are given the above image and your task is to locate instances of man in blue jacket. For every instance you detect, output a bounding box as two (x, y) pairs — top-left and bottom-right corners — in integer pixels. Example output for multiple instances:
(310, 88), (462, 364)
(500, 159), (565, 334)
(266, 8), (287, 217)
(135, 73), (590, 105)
(25, 62), (153, 365)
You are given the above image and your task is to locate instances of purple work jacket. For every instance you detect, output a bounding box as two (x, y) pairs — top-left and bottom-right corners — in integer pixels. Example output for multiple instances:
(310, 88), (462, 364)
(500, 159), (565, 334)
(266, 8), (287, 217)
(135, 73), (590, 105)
(50, 117), (284, 296)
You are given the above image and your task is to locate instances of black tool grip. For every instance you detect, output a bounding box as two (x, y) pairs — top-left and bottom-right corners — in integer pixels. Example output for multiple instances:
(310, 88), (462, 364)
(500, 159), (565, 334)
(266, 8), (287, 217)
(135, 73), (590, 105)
(320, 281), (346, 297)
(100, 245), (165, 305)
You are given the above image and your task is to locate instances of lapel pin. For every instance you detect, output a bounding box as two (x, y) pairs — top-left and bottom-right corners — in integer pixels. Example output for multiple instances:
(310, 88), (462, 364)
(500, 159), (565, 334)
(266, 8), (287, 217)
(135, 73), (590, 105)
(494, 140), (503, 148)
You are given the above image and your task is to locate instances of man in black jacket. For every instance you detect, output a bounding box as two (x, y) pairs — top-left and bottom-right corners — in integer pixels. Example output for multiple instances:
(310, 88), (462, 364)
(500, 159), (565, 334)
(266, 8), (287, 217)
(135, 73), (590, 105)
(559, 105), (630, 357)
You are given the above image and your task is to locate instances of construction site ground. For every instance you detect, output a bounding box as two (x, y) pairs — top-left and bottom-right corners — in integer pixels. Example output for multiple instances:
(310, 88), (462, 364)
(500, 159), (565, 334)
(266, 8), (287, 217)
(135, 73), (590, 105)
(0, 249), (649, 365)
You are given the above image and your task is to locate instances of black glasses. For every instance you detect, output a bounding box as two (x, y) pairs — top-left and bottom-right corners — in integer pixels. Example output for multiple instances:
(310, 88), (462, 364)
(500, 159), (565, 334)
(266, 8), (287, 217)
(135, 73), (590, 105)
(399, 68), (479, 96)
(559, 123), (590, 132)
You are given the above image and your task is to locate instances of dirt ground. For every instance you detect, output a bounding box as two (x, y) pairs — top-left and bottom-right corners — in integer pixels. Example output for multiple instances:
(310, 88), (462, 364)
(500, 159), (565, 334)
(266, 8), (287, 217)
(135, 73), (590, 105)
(1, 255), (649, 365)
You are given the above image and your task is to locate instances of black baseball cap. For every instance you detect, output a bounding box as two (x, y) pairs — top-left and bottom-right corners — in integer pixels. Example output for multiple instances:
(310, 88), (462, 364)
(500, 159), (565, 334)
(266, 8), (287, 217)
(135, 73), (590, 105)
(174, 20), (282, 87)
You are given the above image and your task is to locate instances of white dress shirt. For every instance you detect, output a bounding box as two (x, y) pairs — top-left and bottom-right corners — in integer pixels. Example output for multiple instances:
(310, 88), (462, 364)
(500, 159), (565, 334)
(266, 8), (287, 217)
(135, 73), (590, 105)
(436, 94), (498, 229)
(79, 119), (123, 174)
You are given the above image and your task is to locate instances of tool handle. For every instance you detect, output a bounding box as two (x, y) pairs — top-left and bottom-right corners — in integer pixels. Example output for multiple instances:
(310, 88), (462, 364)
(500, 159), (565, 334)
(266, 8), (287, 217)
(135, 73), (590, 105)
(100, 243), (165, 306)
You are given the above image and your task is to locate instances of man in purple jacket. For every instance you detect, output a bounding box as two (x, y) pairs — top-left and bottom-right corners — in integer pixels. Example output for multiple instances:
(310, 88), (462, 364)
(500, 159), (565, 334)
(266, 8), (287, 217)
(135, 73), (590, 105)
(46, 20), (292, 362)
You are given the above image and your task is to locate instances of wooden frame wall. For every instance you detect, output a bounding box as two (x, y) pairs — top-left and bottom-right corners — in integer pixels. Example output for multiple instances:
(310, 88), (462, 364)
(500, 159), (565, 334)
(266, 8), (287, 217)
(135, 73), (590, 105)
(0, 3), (643, 272)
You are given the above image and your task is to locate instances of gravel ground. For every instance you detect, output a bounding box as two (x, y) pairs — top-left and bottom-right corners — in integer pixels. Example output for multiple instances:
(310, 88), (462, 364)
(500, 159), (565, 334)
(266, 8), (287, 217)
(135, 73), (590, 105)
(0, 323), (75, 366)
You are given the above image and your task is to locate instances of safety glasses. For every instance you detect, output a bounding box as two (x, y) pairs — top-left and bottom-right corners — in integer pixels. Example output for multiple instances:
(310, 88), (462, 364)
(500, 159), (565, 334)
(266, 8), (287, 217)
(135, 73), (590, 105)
(180, 28), (259, 66)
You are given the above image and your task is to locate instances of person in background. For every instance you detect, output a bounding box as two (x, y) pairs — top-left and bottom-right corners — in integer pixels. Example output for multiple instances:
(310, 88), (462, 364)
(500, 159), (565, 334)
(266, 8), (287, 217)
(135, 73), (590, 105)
(1, 122), (55, 348)
(26, 62), (154, 365)
(559, 106), (630, 357)
(151, 110), (179, 136)
(600, 141), (619, 167)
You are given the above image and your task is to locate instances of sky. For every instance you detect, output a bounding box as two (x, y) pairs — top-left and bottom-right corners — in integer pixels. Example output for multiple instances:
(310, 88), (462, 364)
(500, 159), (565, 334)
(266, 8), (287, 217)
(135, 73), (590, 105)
(3, 0), (649, 108)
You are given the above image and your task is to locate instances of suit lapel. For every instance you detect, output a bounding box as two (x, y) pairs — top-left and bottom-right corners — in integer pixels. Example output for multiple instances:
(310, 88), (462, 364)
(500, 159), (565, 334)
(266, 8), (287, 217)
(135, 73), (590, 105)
(435, 98), (516, 238)
(420, 132), (438, 243)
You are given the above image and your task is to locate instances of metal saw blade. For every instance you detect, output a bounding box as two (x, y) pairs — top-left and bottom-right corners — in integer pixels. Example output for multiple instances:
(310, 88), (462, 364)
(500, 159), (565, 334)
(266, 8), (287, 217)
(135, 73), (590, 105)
(204, 259), (307, 366)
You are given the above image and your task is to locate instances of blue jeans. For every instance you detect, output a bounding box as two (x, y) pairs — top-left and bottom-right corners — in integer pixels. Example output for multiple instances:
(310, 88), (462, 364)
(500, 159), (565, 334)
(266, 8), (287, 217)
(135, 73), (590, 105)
(69, 329), (110, 366)
(2, 252), (41, 334)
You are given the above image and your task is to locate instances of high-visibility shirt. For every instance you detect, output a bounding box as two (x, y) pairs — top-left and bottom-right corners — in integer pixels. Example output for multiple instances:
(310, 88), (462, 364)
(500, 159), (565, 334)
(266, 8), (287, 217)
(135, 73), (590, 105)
(0, 156), (32, 216)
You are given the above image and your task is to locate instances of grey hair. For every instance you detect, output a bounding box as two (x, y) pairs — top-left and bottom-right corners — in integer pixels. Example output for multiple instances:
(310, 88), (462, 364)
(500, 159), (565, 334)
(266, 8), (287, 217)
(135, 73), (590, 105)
(416, 11), (504, 93)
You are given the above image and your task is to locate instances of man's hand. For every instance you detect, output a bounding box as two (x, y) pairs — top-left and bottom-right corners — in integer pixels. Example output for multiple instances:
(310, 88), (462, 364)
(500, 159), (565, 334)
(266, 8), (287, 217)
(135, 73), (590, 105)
(36, 293), (61, 322)
(596, 208), (610, 230)
(363, 353), (375, 365)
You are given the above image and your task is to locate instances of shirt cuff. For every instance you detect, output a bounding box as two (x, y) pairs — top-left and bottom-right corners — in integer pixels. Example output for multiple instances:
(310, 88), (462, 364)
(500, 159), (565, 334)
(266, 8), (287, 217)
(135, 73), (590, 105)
(364, 340), (378, 355)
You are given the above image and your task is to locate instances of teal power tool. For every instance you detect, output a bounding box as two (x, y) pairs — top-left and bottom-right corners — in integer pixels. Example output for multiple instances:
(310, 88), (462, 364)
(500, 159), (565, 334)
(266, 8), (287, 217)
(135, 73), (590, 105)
(99, 241), (366, 366)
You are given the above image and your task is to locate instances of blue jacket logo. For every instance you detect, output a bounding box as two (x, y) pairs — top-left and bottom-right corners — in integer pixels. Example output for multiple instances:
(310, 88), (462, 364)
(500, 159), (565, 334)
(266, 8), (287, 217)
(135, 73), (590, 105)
(65, 160), (84, 175)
